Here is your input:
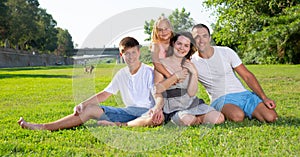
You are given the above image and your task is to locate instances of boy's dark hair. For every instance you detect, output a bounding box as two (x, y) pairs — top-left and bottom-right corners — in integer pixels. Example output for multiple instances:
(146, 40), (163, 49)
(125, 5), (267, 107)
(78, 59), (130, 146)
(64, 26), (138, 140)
(119, 37), (140, 54)
(192, 24), (211, 36)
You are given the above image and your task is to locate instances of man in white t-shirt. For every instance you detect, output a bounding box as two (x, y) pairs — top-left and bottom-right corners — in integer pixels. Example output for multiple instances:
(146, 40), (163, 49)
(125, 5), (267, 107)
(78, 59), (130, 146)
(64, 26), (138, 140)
(18, 37), (164, 130)
(190, 24), (277, 122)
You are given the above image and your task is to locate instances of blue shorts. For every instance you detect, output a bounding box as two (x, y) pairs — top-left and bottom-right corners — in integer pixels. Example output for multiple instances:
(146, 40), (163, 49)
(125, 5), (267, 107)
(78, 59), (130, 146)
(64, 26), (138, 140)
(99, 106), (149, 123)
(211, 91), (262, 119)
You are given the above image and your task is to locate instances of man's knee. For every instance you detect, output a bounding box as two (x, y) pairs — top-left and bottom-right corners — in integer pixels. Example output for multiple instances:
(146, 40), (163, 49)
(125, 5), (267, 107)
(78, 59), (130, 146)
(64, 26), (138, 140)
(227, 111), (245, 122)
(221, 104), (245, 122)
(254, 103), (278, 123)
(265, 112), (278, 123)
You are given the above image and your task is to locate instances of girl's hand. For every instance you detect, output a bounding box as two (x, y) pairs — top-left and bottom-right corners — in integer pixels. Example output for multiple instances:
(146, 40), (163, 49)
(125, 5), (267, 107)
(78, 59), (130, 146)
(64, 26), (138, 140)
(182, 60), (197, 75)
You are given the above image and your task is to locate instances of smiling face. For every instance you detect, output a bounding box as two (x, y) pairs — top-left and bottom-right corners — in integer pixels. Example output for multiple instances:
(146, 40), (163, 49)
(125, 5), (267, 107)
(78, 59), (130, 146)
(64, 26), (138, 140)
(156, 20), (173, 42)
(192, 27), (211, 53)
(173, 35), (191, 58)
(120, 46), (140, 66)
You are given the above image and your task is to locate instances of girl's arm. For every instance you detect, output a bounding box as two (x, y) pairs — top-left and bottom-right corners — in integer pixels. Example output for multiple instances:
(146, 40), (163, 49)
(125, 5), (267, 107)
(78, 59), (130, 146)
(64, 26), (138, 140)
(151, 43), (172, 78)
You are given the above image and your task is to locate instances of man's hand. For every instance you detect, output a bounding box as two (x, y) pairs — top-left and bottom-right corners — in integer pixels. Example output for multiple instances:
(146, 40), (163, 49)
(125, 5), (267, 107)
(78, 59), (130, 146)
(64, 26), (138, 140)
(263, 98), (276, 109)
(73, 103), (83, 116)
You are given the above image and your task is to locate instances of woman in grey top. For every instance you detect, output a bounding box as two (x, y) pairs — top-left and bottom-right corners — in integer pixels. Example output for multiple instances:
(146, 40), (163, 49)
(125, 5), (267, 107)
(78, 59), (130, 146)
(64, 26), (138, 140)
(153, 32), (225, 126)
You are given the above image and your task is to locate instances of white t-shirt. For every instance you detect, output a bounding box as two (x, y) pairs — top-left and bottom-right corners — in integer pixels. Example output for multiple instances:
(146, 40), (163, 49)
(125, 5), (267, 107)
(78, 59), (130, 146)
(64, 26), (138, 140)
(191, 46), (247, 103)
(104, 63), (155, 109)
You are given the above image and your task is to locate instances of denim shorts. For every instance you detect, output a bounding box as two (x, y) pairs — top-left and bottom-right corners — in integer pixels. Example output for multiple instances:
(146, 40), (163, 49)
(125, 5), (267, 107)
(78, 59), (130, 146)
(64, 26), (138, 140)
(99, 106), (149, 123)
(211, 91), (262, 119)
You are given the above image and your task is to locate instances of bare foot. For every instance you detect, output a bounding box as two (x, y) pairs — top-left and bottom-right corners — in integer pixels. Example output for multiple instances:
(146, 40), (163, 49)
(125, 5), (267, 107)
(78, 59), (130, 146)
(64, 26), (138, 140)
(97, 120), (127, 127)
(97, 120), (119, 126)
(18, 117), (43, 130)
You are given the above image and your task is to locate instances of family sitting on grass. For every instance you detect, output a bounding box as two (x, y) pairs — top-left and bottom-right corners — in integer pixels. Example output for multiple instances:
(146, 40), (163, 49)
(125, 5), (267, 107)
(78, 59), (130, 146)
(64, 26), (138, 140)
(18, 18), (277, 131)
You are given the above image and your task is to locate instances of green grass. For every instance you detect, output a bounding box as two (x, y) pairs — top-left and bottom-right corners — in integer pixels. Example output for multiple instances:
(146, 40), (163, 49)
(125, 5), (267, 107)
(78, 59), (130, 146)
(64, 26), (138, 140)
(0, 64), (299, 156)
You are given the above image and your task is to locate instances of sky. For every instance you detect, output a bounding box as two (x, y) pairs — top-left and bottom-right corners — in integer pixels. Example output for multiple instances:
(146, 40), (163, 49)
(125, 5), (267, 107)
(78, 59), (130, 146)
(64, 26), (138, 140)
(38, 0), (216, 48)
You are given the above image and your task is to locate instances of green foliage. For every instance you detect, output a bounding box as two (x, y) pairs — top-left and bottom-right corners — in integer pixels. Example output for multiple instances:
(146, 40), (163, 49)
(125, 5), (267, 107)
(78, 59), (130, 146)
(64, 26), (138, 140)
(139, 46), (152, 64)
(204, 0), (300, 64)
(0, 0), (74, 55)
(0, 65), (299, 156)
(0, 0), (9, 42)
(168, 8), (195, 32)
(144, 8), (195, 41)
(56, 28), (74, 57)
(144, 19), (155, 41)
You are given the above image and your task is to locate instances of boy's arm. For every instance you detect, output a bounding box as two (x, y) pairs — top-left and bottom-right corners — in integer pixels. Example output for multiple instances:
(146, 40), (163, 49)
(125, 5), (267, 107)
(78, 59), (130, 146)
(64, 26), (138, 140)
(74, 91), (112, 115)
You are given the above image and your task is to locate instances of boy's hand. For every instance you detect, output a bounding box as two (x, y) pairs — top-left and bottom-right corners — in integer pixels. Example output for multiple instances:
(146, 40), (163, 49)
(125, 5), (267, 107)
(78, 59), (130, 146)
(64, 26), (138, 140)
(73, 103), (83, 116)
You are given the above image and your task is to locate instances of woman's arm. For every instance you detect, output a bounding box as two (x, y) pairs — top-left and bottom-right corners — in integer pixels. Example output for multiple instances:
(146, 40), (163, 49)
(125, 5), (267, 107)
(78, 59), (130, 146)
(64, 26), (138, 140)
(182, 61), (198, 96)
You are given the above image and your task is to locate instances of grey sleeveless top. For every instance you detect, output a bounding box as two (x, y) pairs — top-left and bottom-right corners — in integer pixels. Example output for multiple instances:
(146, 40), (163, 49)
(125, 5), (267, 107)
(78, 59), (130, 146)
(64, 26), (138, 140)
(163, 74), (200, 114)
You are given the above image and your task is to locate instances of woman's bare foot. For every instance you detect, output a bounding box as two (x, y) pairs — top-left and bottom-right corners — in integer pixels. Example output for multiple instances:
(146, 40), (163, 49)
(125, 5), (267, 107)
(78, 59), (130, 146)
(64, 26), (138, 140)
(18, 117), (44, 130)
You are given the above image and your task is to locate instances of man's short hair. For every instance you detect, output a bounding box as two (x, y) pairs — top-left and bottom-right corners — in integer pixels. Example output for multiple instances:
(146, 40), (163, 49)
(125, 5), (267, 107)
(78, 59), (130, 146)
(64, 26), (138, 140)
(192, 24), (211, 36)
(119, 37), (140, 54)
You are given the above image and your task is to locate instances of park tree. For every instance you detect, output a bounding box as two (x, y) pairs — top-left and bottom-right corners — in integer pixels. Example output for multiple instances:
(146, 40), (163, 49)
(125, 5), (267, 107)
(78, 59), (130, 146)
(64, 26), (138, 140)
(6, 0), (41, 50)
(204, 0), (300, 64)
(35, 8), (58, 53)
(144, 8), (195, 41)
(56, 28), (74, 57)
(0, 0), (9, 45)
(1, 0), (74, 56)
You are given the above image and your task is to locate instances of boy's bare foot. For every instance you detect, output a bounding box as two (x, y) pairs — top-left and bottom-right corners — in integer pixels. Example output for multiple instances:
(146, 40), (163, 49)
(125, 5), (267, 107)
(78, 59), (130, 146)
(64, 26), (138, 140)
(18, 117), (43, 130)
(97, 120), (127, 127)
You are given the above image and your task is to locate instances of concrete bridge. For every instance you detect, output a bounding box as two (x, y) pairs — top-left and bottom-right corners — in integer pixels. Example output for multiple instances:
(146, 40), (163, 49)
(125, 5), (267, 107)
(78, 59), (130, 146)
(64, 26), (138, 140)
(72, 47), (123, 64)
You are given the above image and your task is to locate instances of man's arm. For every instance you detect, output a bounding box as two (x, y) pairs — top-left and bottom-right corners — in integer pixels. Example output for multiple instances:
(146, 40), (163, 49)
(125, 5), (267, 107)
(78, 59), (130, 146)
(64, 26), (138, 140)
(235, 64), (276, 109)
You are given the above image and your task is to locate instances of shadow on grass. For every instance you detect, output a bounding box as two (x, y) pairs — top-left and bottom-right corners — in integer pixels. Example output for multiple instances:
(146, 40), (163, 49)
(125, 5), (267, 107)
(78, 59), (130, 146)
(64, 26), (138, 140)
(213, 116), (300, 129)
(0, 73), (72, 79)
(0, 66), (73, 72)
(60, 116), (300, 132)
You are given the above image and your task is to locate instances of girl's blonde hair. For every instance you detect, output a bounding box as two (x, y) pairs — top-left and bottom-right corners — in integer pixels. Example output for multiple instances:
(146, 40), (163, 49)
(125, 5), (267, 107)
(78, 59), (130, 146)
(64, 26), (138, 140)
(151, 16), (174, 43)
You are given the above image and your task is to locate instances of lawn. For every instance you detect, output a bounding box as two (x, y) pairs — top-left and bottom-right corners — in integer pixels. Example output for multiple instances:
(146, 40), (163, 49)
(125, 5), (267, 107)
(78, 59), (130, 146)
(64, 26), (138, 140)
(0, 64), (299, 156)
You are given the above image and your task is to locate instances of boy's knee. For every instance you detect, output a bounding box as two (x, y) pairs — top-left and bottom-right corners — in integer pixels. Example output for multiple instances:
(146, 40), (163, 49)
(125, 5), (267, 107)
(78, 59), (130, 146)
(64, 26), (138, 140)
(82, 105), (103, 119)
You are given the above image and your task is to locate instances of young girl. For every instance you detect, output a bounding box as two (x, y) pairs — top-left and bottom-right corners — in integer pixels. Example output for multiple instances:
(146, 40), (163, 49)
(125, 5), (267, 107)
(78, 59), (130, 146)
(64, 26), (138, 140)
(150, 16), (174, 80)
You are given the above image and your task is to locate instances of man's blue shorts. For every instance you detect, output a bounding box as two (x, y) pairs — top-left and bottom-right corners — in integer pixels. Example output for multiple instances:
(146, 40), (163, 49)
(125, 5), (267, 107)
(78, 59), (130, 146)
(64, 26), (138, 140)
(99, 106), (149, 123)
(211, 91), (262, 119)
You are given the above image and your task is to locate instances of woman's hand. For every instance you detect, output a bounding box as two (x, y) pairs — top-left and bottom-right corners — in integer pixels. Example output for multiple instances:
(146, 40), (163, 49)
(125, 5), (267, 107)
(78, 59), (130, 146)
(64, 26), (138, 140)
(182, 60), (197, 75)
(174, 68), (188, 82)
